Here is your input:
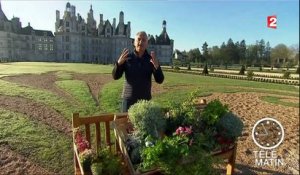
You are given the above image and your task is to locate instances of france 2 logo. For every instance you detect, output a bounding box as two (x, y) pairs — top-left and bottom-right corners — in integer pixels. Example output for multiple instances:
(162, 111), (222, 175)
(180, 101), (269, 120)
(267, 15), (277, 29)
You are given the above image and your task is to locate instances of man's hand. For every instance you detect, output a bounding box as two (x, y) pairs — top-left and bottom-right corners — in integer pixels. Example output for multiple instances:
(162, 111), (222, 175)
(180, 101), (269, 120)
(150, 51), (159, 69)
(117, 48), (129, 65)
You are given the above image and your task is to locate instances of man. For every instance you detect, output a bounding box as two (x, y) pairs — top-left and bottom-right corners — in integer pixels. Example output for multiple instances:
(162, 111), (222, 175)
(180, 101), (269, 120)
(112, 31), (164, 112)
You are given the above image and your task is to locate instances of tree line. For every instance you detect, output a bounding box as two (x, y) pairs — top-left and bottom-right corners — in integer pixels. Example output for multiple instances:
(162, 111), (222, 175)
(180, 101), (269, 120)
(174, 38), (299, 69)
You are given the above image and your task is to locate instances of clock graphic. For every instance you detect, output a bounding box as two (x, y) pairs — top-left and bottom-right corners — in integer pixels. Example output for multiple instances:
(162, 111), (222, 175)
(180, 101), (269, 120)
(252, 117), (284, 150)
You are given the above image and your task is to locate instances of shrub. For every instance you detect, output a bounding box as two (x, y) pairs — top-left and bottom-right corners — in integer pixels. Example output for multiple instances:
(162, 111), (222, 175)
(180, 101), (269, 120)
(239, 65), (245, 75)
(174, 66), (180, 71)
(217, 112), (244, 140)
(202, 64), (209, 75)
(247, 70), (254, 79)
(128, 100), (166, 139)
(187, 64), (191, 70)
(283, 72), (291, 79)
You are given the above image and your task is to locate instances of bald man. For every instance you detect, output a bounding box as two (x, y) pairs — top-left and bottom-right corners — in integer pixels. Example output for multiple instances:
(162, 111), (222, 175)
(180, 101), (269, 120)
(112, 31), (164, 112)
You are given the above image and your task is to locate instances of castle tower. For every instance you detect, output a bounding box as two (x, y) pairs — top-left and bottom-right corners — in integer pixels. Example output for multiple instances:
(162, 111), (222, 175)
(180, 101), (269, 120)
(87, 4), (96, 35)
(117, 11), (124, 35)
(162, 20), (166, 33)
(112, 18), (116, 35)
(98, 14), (103, 36)
(119, 11), (124, 24)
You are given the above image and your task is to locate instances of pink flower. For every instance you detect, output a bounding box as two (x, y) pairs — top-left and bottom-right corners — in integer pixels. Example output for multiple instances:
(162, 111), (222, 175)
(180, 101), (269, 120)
(176, 126), (185, 135)
(184, 126), (192, 135)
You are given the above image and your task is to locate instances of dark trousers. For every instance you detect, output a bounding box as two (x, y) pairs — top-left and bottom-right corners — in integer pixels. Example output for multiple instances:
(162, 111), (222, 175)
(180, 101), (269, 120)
(121, 98), (137, 112)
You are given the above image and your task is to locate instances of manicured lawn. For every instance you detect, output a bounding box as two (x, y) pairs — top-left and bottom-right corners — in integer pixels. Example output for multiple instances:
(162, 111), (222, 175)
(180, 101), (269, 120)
(0, 109), (73, 174)
(0, 62), (298, 174)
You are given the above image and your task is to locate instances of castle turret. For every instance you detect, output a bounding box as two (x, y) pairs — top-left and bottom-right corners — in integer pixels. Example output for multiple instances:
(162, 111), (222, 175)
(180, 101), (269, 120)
(98, 14), (103, 36)
(56, 10), (60, 21)
(119, 11), (124, 24)
(112, 18), (116, 35)
(66, 2), (71, 12)
(126, 21), (131, 37)
(71, 5), (76, 17)
(162, 20), (166, 33)
(100, 14), (103, 25)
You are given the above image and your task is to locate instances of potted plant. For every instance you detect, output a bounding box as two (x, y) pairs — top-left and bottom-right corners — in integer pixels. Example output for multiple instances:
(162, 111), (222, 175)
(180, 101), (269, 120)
(128, 100), (166, 139)
(216, 112), (243, 151)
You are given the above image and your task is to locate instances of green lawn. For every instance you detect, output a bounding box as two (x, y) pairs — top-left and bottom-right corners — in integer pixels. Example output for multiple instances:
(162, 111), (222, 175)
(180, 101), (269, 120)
(0, 62), (298, 174)
(0, 109), (73, 174)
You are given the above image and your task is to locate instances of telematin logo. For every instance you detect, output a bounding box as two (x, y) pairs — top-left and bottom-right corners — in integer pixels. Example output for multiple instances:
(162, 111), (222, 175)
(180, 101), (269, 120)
(251, 117), (284, 167)
(267, 15), (277, 29)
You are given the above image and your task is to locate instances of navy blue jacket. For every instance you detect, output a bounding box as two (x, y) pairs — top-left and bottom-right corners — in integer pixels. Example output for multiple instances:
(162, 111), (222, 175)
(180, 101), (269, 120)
(112, 50), (164, 101)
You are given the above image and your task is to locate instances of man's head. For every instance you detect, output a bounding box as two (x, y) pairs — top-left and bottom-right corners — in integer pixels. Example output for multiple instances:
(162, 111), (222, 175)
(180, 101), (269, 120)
(134, 31), (148, 54)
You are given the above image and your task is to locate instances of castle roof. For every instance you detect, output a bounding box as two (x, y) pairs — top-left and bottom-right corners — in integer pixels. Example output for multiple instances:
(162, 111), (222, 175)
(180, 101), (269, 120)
(0, 0), (8, 22)
(156, 30), (171, 45)
(115, 23), (129, 35)
(19, 25), (54, 37)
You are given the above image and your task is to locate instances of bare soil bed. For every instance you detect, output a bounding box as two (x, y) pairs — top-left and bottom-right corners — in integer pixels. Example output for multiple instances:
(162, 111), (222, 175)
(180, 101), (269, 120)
(200, 92), (299, 175)
(0, 72), (298, 174)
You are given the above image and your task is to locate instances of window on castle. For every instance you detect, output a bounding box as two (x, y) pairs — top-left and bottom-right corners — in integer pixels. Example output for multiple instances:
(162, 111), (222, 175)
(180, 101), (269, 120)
(44, 44), (48, 50)
(82, 26), (85, 30)
(49, 38), (53, 42)
(106, 28), (110, 33)
(66, 36), (70, 42)
(50, 44), (54, 51)
(32, 44), (35, 50)
(66, 29), (70, 32)
(44, 38), (48, 42)
(38, 38), (42, 42)
(66, 21), (70, 27)
(38, 44), (42, 50)
(66, 53), (70, 60)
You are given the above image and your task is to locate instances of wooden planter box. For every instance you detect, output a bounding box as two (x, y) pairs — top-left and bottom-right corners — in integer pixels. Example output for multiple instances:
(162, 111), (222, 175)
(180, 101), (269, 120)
(113, 115), (237, 175)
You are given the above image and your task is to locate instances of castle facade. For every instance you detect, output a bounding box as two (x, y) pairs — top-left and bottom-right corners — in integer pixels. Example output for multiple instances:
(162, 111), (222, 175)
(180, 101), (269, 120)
(0, 2), (173, 64)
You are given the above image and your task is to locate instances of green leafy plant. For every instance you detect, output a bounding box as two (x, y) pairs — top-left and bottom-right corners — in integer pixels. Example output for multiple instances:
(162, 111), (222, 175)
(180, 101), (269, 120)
(79, 149), (93, 172)
(217, 112), (244, 140)
(91, 147), (122, 175)
(247, 70), (254, 79)
(141, 126), (217, 175)
(128, 100), (166, 139)
(91, 162), (103, 175)
(166, 100), (199, 136)
(201, 100), (229, 126)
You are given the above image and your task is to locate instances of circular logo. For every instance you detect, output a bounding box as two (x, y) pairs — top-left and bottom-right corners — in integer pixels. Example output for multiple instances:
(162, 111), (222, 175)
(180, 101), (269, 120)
(252, 117), (284, 150)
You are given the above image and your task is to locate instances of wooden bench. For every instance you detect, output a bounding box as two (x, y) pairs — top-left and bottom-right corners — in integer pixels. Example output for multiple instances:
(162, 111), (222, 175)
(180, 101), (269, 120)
(72, 112), (128, 175)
